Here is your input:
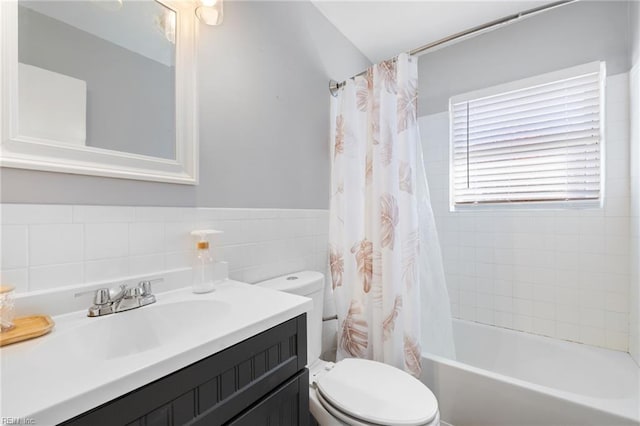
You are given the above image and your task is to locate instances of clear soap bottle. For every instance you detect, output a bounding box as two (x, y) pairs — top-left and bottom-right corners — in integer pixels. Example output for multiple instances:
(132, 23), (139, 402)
(190, 230), (221, 294)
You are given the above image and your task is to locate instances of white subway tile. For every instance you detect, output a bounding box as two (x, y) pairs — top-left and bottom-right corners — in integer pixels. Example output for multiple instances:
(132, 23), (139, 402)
(493, 279), (513, 296)
(450, 303), (460, 318)
(494, 295), (513, 313)
(73, 205), (134, 223)
(476, 308), (494, 324)
(476, 292), (494, 309)
(129, 223), (165, 256)
(129, 254), (165, 275)
(605, 196), (630, 215)
(85, 258), (129, 283)
(29, 263), (83, 290)
(579, 289), (607, 309)
(475, 262), (493, 279)
(605, 330), (629, 351)
(29, 224), (83, 266)
(555, 287), (575, 305)
(532, 318), (556, 338)
(606, 292), (628, 313)
(513, 282), (534, 300)
(532, 285), (555, 303)
(556, 304), (581, 325)
(494, 311), (513, 329)
(134, 207), (181, 223)
(228, 269), (245, 282)
(459, 291), (476, 306)
(554, 234), (581, 252)
(513, 297), (534, 316)
(556, 322), (581, 342)
(605, 217), (630, 236)
(1, 225), (28, 269)
(475, 247), (494, 264)
(459, 305), (476, 322)
(603, 254), (629, 274)
(164, 222), (196, 253)
(603, 273), (629, 294)
(578, 234), (605, 253)
(606, 235), (628, 255)
(580, 326), (606, 347)
(475, 277), (493, 294)
(84, 224), (128, 260)
(579, 307), (605, 328)
(512, 315), (533, 332)
(0, 268), (28, 293)
(165, 251), (194, 270)
(605, 311), (629, 333)
(218, 244), (250, 270)
(533, 301), (555, 320)
(580, 253), (606, 273)
(2, 204), (72, 225)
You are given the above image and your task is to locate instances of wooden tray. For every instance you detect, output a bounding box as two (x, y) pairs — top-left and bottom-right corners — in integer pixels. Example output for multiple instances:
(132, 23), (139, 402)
(0, 315), (54, 347)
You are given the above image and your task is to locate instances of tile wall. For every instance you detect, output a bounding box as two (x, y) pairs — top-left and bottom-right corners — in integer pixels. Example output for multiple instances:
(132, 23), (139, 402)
(0, 205), (329, 293)
(420, 73), (632, 351)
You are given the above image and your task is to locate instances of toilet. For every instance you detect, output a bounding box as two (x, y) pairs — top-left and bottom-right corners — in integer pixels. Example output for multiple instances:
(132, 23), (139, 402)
(258, 271), (440, 426)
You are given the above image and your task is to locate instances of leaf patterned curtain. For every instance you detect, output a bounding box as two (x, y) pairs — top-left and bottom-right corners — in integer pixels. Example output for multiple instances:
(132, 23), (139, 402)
(329, 53), (424, 376)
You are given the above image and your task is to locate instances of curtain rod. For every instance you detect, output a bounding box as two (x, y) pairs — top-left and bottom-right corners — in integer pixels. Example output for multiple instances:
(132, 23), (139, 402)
(329, 0), (578, 97)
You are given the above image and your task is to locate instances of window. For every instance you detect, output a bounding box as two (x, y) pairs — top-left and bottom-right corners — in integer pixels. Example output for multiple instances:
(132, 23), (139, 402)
(450, 62), (605, 209)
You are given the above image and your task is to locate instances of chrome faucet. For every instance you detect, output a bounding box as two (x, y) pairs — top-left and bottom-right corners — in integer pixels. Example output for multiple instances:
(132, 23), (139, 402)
(77, 279), (162, 317)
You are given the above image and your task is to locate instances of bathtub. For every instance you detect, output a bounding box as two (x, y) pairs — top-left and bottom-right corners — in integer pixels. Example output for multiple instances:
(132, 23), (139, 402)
(422, 319), (640, 426)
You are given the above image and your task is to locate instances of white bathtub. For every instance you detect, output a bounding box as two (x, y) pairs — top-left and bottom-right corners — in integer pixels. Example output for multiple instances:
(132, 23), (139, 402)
(422, 319), (640, 426)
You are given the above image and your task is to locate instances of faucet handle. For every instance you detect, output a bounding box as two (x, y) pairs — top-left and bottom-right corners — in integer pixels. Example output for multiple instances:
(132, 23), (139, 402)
(139, 278), (163, 296)
(93, 288), (111, 306)
(74, 287), (114, 305)
(125, 286), (144, 298)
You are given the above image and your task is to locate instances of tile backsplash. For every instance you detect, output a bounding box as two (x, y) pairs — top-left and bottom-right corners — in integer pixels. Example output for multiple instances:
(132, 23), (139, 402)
(0, 204), (329, 293)
(419, 73), (633, 352)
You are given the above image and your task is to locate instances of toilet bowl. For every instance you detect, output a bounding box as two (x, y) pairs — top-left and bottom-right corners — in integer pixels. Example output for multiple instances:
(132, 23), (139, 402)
(258, 271), (440, 426)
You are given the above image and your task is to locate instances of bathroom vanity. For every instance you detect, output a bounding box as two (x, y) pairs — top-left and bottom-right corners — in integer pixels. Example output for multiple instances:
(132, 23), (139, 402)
(0, 281), (312, 425)
(62, 314), (308, 426)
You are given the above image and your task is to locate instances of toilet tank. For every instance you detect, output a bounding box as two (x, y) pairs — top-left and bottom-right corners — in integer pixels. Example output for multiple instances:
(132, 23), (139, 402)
(257, 271), (324, 364)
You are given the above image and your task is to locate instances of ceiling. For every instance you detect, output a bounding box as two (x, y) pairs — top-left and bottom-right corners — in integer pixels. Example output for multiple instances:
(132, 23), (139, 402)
(311, 1), (557, 63)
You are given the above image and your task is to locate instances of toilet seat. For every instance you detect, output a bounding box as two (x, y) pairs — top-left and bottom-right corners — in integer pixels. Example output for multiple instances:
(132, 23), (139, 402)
(314, 358), (438, 426)
(315, 387), (374, 426)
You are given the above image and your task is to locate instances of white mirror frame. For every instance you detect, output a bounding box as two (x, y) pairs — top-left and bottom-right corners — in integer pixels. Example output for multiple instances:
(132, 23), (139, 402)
(0, 0), (198, 185)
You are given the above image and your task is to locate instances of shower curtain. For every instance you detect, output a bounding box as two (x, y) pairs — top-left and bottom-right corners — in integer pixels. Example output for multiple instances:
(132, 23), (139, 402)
(328, 53), (455, 377)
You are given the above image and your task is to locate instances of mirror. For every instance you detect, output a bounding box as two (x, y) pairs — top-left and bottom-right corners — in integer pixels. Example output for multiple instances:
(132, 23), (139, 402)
(1, 0), (198, 184)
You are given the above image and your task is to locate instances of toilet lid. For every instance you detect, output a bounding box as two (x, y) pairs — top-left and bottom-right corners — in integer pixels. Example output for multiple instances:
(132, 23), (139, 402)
(315, 358), (438, 426)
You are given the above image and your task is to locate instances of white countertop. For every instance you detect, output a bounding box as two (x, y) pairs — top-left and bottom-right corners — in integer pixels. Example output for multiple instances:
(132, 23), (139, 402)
(0, 280), (312, 425)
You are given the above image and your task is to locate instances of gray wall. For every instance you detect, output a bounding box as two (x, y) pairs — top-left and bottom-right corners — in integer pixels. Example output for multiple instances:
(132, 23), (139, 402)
(195, 1), (369, 208)
(1, 1), (370, 209)
(418, 1), (631, 115)
(18, 6), (175, 160)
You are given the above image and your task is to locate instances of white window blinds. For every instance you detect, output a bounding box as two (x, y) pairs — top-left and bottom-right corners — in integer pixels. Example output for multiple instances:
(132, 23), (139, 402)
(450, 62), (605, 207)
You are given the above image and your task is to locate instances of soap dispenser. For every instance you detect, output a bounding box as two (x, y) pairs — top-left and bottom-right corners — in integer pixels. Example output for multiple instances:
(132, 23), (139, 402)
(190, 229), (223, 294)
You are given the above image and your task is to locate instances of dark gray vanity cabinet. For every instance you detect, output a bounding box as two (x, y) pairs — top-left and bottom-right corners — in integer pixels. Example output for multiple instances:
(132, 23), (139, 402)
(60, 314), (308, 426)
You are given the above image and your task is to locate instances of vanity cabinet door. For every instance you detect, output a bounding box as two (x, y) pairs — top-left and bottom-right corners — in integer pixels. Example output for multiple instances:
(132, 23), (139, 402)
(60, 314), (308, 426)
(223, 369), (308, 426)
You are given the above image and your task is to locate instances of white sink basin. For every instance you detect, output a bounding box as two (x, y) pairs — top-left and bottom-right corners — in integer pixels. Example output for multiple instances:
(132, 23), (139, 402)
(0, 281), (312, 425)
(31, 300), (231, 361)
